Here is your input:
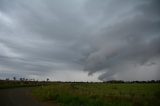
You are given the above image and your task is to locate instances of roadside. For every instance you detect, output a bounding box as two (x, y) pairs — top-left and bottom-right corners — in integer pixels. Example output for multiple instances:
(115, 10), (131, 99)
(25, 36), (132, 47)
(0, 87), (57, 106)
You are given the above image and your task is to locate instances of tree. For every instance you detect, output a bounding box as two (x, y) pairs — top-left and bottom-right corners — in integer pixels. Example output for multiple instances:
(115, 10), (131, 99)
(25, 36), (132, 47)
(13, 77), (16, 81)
(46, 78), (49, 82)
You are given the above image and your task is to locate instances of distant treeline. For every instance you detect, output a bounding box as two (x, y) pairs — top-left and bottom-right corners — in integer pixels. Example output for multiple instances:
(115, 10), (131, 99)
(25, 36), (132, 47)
(51, 80), (160, 83)
(102, 80), (160, 83)
(0, 78), (160, 84)
(0, 79), (160, 89)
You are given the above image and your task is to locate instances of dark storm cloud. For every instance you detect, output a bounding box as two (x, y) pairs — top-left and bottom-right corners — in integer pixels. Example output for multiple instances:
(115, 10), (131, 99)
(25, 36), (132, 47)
(83, 0), (160, 80)
(0, 0), (160, 81)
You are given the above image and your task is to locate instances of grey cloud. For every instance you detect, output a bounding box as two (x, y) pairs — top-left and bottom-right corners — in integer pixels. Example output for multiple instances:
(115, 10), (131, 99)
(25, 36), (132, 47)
(84, 0), (160, 81)
(3, 0), (86, 41)
(0, 0), (160, 81)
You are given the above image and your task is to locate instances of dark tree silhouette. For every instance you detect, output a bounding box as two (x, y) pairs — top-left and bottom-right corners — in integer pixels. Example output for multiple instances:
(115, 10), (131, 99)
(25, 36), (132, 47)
(13, 77), (16, 81)
(46, 78), (49, 82)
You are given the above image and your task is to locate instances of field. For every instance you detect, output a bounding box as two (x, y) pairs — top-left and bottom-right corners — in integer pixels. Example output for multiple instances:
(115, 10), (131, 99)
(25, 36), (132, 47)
(0, 80), (49, 89)
(32, 82), (160, 106)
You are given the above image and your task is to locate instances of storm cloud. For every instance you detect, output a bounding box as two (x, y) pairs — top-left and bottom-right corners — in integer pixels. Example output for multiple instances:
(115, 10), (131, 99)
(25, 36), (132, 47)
(0, 0), (160, 81)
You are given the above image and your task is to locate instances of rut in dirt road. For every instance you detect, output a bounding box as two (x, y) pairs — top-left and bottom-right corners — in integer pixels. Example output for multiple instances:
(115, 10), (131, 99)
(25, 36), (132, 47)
(0, 88), (55, 106)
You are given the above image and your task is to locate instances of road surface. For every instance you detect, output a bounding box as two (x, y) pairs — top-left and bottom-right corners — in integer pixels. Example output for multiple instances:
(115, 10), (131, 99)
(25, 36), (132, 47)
(0, 87), (56, 106)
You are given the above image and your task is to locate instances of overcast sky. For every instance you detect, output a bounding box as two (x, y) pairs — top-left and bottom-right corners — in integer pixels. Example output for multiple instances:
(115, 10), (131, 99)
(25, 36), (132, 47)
(0, 0), (160, 81)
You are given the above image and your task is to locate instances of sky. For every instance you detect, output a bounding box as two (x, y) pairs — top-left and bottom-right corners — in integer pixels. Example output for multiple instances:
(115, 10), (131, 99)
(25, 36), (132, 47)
(0, 0), (160, 81)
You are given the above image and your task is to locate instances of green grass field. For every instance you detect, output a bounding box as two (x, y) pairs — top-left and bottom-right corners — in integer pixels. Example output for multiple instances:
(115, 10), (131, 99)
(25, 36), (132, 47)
(32, 83), (160, 106)
(0, 80), (49, 89)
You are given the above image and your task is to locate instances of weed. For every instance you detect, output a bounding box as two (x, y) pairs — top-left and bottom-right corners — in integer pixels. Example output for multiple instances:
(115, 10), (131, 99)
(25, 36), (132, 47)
(32, 83), (160, 106)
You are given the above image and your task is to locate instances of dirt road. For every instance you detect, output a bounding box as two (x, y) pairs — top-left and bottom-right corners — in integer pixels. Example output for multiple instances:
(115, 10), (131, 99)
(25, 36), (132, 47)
(0, 88), (55, 106)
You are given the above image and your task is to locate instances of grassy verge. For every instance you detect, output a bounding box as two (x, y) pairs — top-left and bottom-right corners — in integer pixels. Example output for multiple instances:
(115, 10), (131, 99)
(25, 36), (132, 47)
(32, 83), (160, 106)
(0, 80), (49, 89)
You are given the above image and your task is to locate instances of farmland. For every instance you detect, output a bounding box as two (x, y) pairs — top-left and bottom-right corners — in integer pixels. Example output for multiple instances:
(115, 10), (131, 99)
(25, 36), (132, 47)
(0, 80), (160, 106)
(32, 82), (160, 106)
(0, 80), (49, 89)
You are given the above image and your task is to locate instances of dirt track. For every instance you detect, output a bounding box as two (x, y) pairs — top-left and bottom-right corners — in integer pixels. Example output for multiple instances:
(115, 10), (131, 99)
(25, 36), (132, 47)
(0, 88), (55, 106)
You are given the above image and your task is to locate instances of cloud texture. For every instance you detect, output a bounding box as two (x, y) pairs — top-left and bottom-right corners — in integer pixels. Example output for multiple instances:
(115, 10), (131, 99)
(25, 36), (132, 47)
(0, 0), (160, 81)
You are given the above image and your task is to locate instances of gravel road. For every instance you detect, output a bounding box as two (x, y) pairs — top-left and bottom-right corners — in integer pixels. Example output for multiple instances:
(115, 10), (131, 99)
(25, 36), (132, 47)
(0, 88), (55, 106)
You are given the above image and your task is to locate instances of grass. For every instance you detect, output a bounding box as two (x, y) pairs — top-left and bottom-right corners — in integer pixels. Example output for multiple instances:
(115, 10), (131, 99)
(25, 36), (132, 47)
(32, 83), (160, 106)
(0, 80), (49, 89)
